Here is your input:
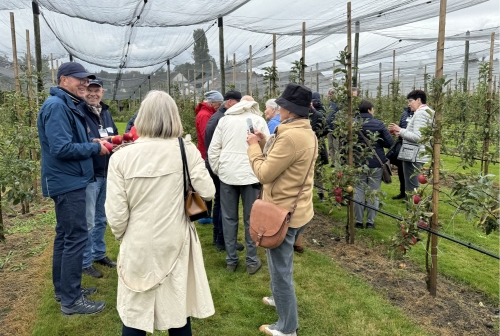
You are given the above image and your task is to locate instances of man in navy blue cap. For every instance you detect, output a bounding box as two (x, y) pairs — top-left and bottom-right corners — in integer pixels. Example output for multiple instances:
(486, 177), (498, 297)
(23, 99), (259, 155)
(79, 78), (118, 279)
(37, 62), (108, 315)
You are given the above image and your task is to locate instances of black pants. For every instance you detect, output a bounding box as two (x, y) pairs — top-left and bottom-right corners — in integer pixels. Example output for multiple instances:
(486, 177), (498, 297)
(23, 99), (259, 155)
(395, 158), (405, 195)
(122, 318), (191, 336)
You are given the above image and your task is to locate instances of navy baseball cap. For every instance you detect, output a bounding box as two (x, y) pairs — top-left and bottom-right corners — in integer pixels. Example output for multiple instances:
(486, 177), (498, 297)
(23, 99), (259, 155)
(57, 62), (95, 80)
(89, 77), (104, 87)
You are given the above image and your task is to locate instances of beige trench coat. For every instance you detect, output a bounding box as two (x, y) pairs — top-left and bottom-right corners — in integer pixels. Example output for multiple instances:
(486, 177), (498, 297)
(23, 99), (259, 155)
(106, 136), (215, 333)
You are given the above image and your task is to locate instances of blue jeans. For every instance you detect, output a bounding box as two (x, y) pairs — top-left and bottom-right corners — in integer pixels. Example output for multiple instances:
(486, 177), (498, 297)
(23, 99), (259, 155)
(266, 224), (308, 334)
(52, 187), (88, 307)
(83, 177), (108, 268)
(354, 168), (382, 225)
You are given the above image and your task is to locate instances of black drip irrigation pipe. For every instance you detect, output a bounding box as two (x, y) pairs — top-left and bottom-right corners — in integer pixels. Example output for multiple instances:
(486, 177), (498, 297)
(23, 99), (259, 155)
(314, 185), (500, 260)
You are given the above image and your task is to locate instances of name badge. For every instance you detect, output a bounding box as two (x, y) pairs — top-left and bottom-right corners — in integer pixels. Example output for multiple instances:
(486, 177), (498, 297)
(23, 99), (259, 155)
(98, 128), (108, 137)
(106, 127), (114, 135)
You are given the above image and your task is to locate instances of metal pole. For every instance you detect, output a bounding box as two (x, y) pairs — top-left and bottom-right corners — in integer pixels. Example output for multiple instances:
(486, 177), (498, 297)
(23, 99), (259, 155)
(316, 63), (319, 92)
(32, 1), (43, 92)
(218, 17), (226, 95)
(463, 31), (470, 92)
(249, 45), (253, 96)
(50, 53), (55, 85)
(353, 21), (360, 87)
(167, 59), (171, 95)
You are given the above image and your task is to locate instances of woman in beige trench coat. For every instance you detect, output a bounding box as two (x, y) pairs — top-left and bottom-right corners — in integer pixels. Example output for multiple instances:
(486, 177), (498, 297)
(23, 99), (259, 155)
(106, 91), (216, 336)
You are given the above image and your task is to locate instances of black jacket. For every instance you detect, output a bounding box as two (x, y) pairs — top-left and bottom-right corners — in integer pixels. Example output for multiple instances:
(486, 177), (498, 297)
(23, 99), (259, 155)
(80, 101), (118, 177)
(399, 107), (414, 129)
(310, 107), (329, 165)
(355, 112), (393, 168)
(387, 107), (414, 164)
(204, 104), (228, 173)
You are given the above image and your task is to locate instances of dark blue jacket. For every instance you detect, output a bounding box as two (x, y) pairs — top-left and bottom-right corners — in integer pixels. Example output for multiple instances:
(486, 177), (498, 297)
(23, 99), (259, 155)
(399, 107), (414, 129)
(326, 102), (340, 130)
(80, 101), (118, 177)
(37, 87), (101, 197)
(125, 112), (138, 133)
(204, 104), (228, 174)
(355, 112), (393, 168)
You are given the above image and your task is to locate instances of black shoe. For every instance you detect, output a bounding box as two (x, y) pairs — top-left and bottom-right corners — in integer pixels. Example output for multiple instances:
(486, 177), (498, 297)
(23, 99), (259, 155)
(355, 222), (364, 229)
(94, 256), (116, 268)
(392, 194), (405, 200)
(366, 223), (375, 229)
(83, 265), (103, 278)
(55, 287), (97, 303)
(215, 243), (225, 251)
(318, 193), (325, 202)
(61, 295), (105, 316)
(236, 243), (244, 252)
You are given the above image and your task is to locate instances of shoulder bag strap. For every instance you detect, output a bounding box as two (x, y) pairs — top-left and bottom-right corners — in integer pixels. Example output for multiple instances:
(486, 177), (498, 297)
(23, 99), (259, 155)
(290, 136), (318, 216)
(178, 137), (189, 198)
(358, 131), (385, 167)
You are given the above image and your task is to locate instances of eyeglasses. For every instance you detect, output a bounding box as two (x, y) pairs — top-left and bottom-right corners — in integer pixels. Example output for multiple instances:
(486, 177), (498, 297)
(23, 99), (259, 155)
(407, 99), (415, 104)
(68, 76), (90, 85)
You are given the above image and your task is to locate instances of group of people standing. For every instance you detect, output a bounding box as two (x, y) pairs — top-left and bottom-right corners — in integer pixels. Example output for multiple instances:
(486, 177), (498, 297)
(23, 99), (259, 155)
(37, 61), (433, 336)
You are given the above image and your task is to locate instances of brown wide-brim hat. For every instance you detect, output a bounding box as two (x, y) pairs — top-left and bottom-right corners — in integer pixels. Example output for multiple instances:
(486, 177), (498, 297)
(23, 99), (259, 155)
(275, 83), (312, 117)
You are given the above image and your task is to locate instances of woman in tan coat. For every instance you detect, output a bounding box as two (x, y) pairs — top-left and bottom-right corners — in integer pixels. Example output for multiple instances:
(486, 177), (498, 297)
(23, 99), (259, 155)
(247, 84), (317, 336)
(106, 91), (215, 336)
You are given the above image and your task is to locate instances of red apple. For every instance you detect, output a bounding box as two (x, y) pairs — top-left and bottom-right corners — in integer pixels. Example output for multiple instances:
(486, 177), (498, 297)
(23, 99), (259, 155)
(123, 133), (134, 141)
(336, 172), (343, 178)
(390, 129), (396, 135)
(413, 195), (421, 204)
(410, 236), (418, 245)
(112, 135), (123, 145)
(104, 142), (114, 152)
(398, 245), (406, 252)
(130, 126), (139, 141)
(41, 209), (47, 213)
(417, 220), (428, 229)
(418, 174), (428, 184)
(335, 195), (343, 203)
(334, 187), (342, 196)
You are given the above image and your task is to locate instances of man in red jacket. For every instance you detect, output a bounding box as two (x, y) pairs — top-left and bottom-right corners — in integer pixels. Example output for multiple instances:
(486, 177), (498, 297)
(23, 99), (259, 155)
(195, 90), (224, 224)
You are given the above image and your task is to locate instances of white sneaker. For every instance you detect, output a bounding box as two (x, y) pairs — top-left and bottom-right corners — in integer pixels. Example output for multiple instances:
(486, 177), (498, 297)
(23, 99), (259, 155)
(259, 325), (297, 336)
(262, 296), (276, 307)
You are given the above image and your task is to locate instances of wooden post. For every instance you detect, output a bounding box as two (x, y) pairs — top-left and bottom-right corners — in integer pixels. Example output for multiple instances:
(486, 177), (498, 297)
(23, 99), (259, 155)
(429, 0), (447, 298)
(353, 21), (360, 87)
(455, 72), (458, 90)
(463, 30), (470, 92)
(249, 45), (253, 96)
(211, 61), (214, 90)
(69, 54), (74, 62)
(26, 29), (38, 198)
(10, 12), (21, 94)
(392, 50), (396, 84)
(233, 53), (236, 86)
(309, 66), (313, 90)
(347, 2), (355, 244)
(139, 85), (142, 101)
(301, 22), (306, 86)
(32, 1), (43, 92)
(271, 34), (277, 96)
(332, 62), (336, 83)
(56, 60), (59, 71)
(202, 63), (204, 93)
(194, 68), (197, 102)
(148, 75), (151, 91)
(167, 59), (171, 95)
(218, 17), (225, 95)
(50, 53), (55, 85)
(398, 68), (400, 82)
(482, 32), (495, 175)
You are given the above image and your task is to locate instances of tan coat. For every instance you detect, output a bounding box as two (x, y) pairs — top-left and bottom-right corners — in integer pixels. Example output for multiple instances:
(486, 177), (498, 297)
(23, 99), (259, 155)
(247, 119), (317, 228)
(105, 136), (215, 333)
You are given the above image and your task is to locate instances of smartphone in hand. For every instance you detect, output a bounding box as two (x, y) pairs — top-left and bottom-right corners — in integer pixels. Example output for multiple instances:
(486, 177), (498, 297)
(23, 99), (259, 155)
(246, 118), (255, 134)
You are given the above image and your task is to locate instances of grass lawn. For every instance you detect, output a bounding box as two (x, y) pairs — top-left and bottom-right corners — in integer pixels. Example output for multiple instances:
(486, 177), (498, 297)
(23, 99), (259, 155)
(32, 215), (427, 335)
(314, 156), (499, 303)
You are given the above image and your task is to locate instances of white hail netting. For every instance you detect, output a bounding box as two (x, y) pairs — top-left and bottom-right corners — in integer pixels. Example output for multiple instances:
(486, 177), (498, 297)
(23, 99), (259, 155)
(0, 0), (497, 99)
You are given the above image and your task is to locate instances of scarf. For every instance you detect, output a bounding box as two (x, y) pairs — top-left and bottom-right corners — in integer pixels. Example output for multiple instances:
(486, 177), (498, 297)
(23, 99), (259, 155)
(88, 104), (102, 116)
(263, 117), (304, 156)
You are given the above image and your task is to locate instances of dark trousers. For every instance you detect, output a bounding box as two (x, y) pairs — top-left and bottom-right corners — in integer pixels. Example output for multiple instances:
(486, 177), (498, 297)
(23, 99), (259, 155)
(208, 165), (224, 245)
(51, 187), (88, 307)
(122, 318), (191, 336)
(395, 159), (405, 195)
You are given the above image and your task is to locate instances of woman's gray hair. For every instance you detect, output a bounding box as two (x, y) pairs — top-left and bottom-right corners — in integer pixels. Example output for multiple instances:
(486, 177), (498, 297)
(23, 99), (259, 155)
(265, 98), (279, 111)
(135, 90), (184, 139)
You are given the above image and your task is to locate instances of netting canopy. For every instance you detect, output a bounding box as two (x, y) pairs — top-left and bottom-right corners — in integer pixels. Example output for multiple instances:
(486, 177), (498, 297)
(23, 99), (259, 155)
(0, 0), (498, 100)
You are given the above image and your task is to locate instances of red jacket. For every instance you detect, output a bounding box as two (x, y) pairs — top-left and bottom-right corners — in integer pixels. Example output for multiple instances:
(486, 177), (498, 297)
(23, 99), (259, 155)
(195, 102), (216, 160)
